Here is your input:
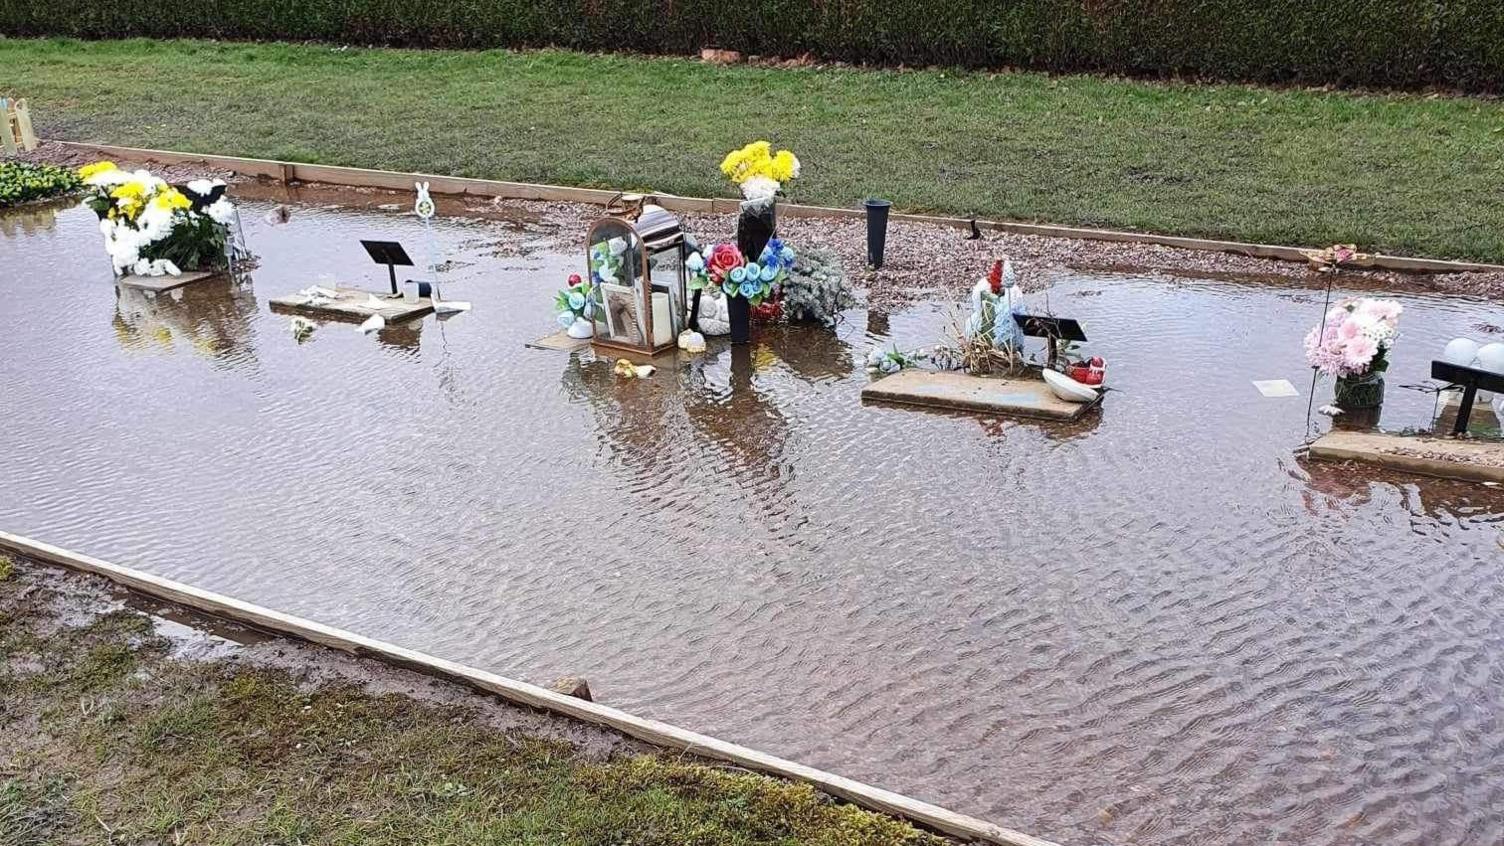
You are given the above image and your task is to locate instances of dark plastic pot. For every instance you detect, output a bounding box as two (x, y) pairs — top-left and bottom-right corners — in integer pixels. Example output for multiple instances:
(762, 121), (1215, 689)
(864, 198), (891, 268)
(728, 294), (752, 344)
(736, 199), (777, 261)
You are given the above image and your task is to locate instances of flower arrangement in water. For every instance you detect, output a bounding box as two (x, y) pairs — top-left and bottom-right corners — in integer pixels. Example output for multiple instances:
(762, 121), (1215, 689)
(1303, 297), (1403, 378)
(78, 161), (237, 276)
(866, 345), (927, 374)
(720, 141), (800, 202)
(687, 238), (795, 307)
(781, 247), (854, 327)
(554, 273), (599, 338)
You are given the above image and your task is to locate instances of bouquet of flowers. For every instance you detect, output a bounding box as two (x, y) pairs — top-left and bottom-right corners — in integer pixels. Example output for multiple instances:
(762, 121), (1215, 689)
(866, 345), (926, 374)
(555, 273), (598, 326)
(687, 238), (795, 307)
(1303, 297), (1402, 378)
(79, 161), (237, 276)
(719, 141), (800, 202)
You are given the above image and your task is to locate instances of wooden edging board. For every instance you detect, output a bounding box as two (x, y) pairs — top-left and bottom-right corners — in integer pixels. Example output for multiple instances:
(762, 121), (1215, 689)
(52, 141), (1504, 276)
(0, 529), (1060, 846)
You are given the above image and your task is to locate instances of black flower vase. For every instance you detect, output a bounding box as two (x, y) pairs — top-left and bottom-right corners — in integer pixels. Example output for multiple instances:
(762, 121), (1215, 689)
(732, 199), (777, 345)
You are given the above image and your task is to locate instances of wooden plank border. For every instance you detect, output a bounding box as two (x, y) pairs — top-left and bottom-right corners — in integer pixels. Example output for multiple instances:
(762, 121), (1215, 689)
(50, 140), (1503, 275)
(0, 529), (1059, 846)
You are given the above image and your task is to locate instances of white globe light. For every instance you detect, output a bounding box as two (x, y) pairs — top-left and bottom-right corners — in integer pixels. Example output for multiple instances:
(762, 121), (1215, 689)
(1476, 342), (1504, 375)
(1442, 337), (1481, 367)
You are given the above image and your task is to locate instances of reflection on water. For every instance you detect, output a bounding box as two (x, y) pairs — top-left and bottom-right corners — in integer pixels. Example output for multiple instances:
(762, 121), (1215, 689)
(4, 189), (1504, 846)
(113, 275), (261, 365)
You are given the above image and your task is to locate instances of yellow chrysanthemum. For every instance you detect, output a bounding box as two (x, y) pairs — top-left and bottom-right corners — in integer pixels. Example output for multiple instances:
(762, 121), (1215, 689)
(719, 141), (799, 188)
(151, 188), (192, 212)
(769, 150), (797, 183)
(110, 181), (149, 220)
(79, 161), (118, 180)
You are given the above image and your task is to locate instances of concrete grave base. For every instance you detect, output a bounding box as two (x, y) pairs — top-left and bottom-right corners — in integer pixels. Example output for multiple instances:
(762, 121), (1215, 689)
(1308, 430), (1504, 484)
(117, 270), (223, 293)
(861, 370), (1097, 421)
(269, 286), (434, 323)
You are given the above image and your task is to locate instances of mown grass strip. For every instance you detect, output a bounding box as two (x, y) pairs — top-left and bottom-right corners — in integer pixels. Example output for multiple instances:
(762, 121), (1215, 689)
(3, 37), (1502, 262)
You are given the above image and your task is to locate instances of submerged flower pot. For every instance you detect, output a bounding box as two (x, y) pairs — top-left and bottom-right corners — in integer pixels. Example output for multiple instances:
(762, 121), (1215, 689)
(1335, 370), (1385, 409)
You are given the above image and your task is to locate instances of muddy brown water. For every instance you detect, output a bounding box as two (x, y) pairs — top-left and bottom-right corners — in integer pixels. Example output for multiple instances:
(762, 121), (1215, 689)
(4, 187), (1504, 846)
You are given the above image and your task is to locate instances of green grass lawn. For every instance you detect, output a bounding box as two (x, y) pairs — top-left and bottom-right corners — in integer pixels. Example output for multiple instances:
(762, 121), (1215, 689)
(5, 37), (1504, 262)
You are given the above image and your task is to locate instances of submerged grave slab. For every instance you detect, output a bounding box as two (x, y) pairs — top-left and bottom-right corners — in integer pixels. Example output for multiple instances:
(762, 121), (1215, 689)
(1308, 430), (1504, 484)
(268, 287), (434, 323)
(116, 270), (223, 294)
(861, 370), (1095, 421)
(526, 330), (593, 352)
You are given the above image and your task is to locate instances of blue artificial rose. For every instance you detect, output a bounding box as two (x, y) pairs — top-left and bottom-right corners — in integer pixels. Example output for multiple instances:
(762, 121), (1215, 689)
(723, 281), (738, 297)
(740, 279), (760, 298)
(729, 266), (746, 284)
(744, 262), (761, 279)
(567, 291), (585, 310)
(764, 237), (785, 258)
(557, 310), (575, 328)
(759, 265), (777, 282)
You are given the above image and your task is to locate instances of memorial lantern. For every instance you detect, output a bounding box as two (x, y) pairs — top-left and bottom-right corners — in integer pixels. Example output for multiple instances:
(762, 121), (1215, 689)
(586, 202), (688, 356)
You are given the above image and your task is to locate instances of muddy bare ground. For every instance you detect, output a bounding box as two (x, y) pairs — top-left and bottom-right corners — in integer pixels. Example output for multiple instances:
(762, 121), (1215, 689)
(24, 140), (1504, 306)
(0, 555), (953, 846)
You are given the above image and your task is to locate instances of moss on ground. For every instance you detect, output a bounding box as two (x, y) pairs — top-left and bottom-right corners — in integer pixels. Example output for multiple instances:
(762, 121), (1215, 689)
(0, 564), (948, 846)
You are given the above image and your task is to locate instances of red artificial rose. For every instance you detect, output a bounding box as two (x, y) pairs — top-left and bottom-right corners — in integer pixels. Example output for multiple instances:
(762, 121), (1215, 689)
(568, 273), (583, 287)
(705, 244), (745, 283)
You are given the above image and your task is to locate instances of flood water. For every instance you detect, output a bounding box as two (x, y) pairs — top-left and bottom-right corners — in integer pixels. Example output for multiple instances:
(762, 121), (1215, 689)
(3, 188), (1504, 846)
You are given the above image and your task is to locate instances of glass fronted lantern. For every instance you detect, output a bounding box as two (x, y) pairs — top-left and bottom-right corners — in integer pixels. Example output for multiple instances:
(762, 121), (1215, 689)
(586, 204), (688, 356)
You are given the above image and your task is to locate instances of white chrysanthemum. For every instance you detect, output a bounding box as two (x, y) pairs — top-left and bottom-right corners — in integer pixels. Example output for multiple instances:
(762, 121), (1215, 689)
(187, 178), (225, 196)
(130, 258), (181, 277)
(205, 198), (237, 225)
(740, 175), (779, 201)
(788, 155), (801, 179)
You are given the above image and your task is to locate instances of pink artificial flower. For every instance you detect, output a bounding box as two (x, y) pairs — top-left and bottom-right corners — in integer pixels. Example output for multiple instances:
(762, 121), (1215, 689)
(1343, 336), (1379, 371)
(1358, 299), (1403, 323)
(1338, 318), (1362, 340)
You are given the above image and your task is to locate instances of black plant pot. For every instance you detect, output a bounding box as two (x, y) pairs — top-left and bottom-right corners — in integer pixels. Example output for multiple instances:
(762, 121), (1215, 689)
(736, 200), (777, 264)
(728, 294), (752, 344)
(864, 198), (891, 268)
(731, 199), (775, 345)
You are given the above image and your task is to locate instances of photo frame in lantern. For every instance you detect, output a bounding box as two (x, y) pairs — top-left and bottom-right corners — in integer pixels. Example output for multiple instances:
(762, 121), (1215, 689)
(585, 204), (689, 357)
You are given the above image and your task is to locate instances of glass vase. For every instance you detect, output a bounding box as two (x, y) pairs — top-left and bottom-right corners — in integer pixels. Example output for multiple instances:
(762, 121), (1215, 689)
(1334, 370), (1385, 409)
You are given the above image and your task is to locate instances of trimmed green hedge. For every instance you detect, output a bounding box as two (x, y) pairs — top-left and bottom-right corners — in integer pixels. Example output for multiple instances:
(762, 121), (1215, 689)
(3, 0), (1502, 91)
